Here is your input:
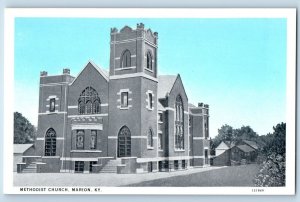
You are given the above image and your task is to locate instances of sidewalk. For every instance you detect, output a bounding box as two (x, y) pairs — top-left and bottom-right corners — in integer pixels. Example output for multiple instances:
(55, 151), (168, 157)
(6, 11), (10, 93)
(14, 166), (225, 187)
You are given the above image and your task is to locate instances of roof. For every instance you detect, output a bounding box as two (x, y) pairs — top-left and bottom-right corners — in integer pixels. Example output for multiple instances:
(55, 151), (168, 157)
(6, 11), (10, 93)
(224, 141), (236, 148)
(157, 101), (165, 111)
(14, 144), (33, 154)
(242, 140), (259, 150)
(236, 144), (255, 153)
(157, 75), (177, 99)
(188, 103), (196, 108)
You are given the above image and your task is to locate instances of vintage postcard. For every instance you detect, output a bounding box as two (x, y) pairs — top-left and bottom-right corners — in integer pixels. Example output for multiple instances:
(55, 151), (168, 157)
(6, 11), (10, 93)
(3, 8), (296, 195)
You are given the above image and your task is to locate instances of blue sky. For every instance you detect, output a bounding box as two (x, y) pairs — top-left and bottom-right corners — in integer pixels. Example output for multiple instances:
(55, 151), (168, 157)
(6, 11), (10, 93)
(14, 18), (287, 137)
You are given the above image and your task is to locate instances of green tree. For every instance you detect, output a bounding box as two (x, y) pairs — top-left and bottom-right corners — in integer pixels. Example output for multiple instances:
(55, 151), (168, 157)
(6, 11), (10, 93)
(14, 112), (36, 144)
(234, 125), (259, 142)
(254, 122), (286, 187)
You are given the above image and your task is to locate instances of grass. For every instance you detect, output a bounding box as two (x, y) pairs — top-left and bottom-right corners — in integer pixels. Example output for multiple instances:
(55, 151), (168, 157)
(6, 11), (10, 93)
(127, 164), (260, 187)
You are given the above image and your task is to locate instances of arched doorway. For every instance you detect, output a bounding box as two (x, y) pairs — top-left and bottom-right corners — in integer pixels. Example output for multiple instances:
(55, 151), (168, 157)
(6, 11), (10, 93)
(45, 128), (56, 156)
(117, 126), (131, 157)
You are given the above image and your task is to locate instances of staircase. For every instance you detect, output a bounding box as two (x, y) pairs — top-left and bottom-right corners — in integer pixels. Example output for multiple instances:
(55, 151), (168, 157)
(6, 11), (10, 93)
(99, 159), (122, 173)
(22, 158), (42, 173)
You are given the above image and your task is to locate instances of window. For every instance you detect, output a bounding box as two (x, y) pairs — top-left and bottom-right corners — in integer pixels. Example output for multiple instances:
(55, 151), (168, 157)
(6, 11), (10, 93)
(75, 161), (84, 173)
(158, 113), (163, 122)
(158, 133), (163, 150)
(89, 161), (97, 172)
(45, 128), (56, 156)
(121, 92), (128, 108)
(146, 51), (152, 70)
(148, 162), (153, 172)
(121, 50), (131, 68)
(49, 98), (56, 112)
(175, 95), (184, 150)
(182, 160), (186, 169)
(76, 130), (84, 149)
(90, 130), (97, 149)
(148, 93), (153, 109)
(204, 117), (209, 139)
(78, 87), (100, 115)
(174, 160), (179, 170)
(147, 129), (154, 148)
(118, 126), (131, 157)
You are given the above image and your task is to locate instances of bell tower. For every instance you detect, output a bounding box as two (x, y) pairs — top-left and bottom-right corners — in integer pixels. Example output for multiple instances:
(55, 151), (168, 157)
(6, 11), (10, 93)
(109, 23), (158, 78)
(108, 23), (159, 161)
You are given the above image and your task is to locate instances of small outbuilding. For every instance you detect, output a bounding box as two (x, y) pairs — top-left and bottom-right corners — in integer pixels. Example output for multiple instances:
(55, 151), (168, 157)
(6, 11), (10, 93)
(13, 144), (35, 172)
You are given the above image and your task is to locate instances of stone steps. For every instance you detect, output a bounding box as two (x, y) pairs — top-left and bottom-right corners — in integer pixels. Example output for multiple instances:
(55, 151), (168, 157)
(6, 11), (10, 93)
(99, 159), (122, 173)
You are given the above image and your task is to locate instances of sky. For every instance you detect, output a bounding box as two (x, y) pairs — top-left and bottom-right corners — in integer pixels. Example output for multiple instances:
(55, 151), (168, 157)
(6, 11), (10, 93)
(14, 18), (287, 137)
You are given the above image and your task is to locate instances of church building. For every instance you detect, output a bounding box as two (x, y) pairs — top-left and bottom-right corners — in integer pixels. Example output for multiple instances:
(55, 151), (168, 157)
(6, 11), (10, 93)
(31, 23), (210, 173)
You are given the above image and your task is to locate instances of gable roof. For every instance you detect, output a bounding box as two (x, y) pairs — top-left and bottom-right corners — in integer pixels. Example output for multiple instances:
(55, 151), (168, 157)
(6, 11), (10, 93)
(14, 144), (33, 154)
(224, 141), (236, 148)
(157, 75), (177, 99)
(242, 140), (259, 150)
(70, 60), (109, 85)
(236, 144), (255, 153)
(188, 103), (197, 108)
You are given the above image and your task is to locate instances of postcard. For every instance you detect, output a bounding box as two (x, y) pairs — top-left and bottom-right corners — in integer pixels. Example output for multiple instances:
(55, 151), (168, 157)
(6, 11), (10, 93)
(3, 8), (296, 195)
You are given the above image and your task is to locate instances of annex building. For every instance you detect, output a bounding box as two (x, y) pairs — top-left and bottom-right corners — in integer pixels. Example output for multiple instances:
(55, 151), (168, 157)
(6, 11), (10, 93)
(21, 23), (210, 174)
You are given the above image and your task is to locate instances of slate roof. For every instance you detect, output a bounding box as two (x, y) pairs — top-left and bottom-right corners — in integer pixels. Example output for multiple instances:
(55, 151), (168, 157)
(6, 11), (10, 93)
(157, 101), (165, 111)
(188, 103), (197, 108)
(14, 144), (33, 154)
(157, 75), (177, 99)
(224, 141), (236, 148)
(242, 140), (259, 150)
(237, 144), (255, 153)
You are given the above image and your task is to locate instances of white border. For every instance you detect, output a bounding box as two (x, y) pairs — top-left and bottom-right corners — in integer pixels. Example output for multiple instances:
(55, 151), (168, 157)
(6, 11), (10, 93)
(3, 8), (296, 195)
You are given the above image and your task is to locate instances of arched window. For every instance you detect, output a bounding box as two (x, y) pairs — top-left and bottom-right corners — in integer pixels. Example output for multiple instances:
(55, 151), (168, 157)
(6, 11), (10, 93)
(118, 126), (131, 157)
(121, 50), (131, 68)
(78, 87), (100, 114)
(175, 95), (184, 150)
(45, 128), (56, 156)
(146, 51), (152, 70)
(147, 129), (154, 148)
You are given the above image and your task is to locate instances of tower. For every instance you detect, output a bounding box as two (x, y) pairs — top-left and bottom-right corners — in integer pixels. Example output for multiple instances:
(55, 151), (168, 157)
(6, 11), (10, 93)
(108, 23), (159, 164)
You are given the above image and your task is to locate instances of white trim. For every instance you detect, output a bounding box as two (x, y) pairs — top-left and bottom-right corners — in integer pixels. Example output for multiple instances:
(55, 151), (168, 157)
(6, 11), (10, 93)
(71, 124), (103, 130)
(115, 66), (136, 71)
(36, 137), (65, 140)
(131, 136), (147, 139)
(67, 114), (108, 118)
(38, 111), (67, 115)
(108, 136), (118, 139)
(193, 137), (205, 140)
(70, 150), (102, 153)
(40, 82), (69, 87)
(145, 68), (154, 73)
(68, 105), (78, 109)
(60, 157), (99, 161)
(165, 107), (175, 111)
(114, 57), (120, 60)
(110, 72), (158, 82)
(184, 111), (189, 114)
(193, 156), (204, 158)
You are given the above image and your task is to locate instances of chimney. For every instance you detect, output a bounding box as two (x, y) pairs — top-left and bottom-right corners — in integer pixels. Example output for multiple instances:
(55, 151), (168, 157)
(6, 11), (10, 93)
(40, 71), (48, 76)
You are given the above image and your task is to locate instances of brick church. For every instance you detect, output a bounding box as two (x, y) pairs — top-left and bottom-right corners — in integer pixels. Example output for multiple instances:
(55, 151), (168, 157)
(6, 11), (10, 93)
(32, 23), (210, 173)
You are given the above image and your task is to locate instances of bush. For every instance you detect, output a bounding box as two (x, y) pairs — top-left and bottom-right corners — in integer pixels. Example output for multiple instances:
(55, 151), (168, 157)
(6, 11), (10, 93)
(254, 153), (285, 187)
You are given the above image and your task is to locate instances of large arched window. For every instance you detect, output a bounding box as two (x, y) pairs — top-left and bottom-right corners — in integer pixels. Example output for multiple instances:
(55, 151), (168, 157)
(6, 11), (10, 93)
(146, 51), (153, 70)
(118, 126), (131, 157)
(45, 128), (56, 156)
(121, 50), (131, 68)
(78, 87), (100, 114)
(175, 95), (184, 150)
(147, 128), (154, 148)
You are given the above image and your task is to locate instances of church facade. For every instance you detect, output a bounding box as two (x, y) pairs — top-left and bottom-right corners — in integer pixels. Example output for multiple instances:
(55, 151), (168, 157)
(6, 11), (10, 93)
(33, 23), (210, 173)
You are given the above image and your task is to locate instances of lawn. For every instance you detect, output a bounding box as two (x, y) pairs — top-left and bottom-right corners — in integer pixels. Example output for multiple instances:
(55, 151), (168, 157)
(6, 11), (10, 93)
(127, 164), (260, 187)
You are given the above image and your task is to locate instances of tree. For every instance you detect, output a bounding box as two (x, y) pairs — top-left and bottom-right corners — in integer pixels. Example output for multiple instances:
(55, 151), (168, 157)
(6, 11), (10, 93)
(14, 112), (36, 144)
(234, 125), (259, 142)
(254, 122), (286, 187)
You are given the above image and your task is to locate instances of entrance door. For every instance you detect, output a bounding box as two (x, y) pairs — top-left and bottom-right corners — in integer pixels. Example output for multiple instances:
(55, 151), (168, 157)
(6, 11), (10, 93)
(117, 126), (131, 157)
(205, 149), (209, 164)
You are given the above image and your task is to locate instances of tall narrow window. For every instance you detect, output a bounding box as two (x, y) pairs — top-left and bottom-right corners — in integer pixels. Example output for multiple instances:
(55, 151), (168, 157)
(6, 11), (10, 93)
(175, 95), (184, 150)
(49, 98), (56, 112)
(76, 130), (84, 149)
(147, 129), (154, 148)
(149, 93), (153, 109)
(121, 92), (128, 108)
(205, 117), (209, 139)
(78, 87), (100, 114)
(146, 51), (152, 70)
(121, 50), (131, 68)
(90, 130), (97, 149)
(158, 133), (163, 150)
(45, 128), (56, 156)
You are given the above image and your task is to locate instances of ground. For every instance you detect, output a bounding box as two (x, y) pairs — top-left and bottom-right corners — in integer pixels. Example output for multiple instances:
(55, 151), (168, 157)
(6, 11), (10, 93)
(14, 164), (260, 187)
